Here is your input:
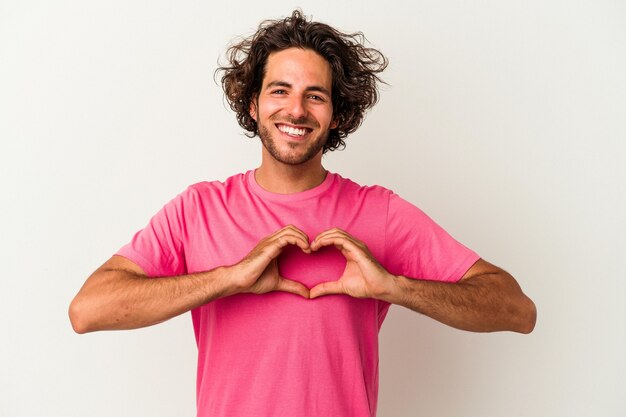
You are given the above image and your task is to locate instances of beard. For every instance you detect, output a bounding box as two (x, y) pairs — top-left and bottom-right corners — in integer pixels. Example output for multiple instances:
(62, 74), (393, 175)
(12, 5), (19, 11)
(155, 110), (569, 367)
(257, 115), (329, 166)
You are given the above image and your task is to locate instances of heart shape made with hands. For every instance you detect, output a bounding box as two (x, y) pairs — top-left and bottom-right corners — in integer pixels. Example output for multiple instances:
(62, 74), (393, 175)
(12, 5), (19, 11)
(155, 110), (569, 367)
(245, 226), (391, 300)
(278, 244), (347, 290)
(272, 229), (392, 300)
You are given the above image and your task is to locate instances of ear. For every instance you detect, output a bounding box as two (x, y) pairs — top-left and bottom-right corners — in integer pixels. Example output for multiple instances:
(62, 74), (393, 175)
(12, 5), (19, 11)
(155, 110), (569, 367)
(249, 96), (258, 122)
(330, 117), (339, 130)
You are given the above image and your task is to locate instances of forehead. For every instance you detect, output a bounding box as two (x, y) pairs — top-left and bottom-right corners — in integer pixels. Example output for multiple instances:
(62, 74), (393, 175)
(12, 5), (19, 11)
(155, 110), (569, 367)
(262, 47), (333, 90)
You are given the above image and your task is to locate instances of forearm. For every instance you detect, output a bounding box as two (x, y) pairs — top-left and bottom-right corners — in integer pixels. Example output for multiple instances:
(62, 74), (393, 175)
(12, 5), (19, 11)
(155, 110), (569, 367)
(70, 226), (314, 333)
(381, 272), (536, 333)
(69, 266), (236, 333)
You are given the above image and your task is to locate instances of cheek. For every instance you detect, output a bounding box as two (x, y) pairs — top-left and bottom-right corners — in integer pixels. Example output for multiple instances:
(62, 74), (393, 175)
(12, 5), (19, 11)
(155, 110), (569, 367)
(317, 109), (336, 127)
(259, 102), (283, 120)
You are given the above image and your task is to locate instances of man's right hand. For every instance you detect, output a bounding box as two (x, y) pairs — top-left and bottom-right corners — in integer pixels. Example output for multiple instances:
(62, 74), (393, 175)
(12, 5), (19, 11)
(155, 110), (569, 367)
(225, 225), (311, 298)
(69, 225), (311, 333)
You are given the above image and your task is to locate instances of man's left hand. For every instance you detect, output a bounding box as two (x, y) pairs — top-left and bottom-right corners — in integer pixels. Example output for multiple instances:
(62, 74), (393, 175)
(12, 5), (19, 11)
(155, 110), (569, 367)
(309, 228), (395, 299)
(307, 228), (536, 333)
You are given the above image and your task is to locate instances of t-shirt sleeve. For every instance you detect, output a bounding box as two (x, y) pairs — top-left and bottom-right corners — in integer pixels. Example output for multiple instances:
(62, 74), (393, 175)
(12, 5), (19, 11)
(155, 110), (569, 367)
(115, 189), (192, 277)
(384, 192), (480, 283)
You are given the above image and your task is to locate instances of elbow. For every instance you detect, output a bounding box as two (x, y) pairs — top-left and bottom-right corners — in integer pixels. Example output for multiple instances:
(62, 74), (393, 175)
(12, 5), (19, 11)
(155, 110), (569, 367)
(497, 272), (537, 334)
(515, 296), (537, 334)
(68, 297), (93, 334)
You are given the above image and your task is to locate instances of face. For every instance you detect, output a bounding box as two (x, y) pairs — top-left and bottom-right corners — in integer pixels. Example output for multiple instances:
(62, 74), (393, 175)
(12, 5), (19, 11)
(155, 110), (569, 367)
(250, 48), (337, 166)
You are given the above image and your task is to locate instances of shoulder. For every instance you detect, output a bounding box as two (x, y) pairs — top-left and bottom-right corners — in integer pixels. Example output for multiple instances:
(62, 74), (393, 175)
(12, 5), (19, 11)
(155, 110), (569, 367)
(331, 172), (394, 200)
(164, 172), (247, 213)
(184, 172), (247, 198)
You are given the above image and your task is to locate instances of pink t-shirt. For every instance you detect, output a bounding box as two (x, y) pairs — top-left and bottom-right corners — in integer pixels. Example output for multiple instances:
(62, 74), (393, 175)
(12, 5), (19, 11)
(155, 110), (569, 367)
(117, 171), (479, 417)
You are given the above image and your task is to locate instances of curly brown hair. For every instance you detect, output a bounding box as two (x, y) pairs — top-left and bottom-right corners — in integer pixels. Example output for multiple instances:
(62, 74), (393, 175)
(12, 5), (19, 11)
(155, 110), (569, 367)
(217, 9), (388, 153)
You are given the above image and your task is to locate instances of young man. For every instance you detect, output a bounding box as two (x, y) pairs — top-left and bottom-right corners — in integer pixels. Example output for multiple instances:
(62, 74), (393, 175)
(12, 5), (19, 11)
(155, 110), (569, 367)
(69, 10), (536, 417)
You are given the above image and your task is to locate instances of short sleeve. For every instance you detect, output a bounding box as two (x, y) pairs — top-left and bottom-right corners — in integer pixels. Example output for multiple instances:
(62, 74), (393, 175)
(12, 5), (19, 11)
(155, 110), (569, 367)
(384, 193), (480, 283)
(116, 189), (192, 277)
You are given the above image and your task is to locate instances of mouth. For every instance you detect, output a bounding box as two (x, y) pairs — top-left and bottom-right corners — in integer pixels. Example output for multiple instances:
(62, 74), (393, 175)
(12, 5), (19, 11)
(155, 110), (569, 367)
(276, 123), (313, 138)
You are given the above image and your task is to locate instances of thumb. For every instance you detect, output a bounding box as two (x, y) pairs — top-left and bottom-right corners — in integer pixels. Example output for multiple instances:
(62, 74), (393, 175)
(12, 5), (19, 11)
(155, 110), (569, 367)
(276, 277), (311, 298)
(309, 280), (344, 299)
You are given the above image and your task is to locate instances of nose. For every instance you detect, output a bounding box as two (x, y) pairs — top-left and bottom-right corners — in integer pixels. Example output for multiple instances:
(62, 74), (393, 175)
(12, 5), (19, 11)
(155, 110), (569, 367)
(286, 94), (307, 120)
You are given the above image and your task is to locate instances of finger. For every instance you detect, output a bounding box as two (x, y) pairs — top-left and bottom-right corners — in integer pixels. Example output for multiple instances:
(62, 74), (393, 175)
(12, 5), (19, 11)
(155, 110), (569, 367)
(258, 234), (310, 261)
(279, 224), (309, 238)
(311, 229), (361, 251)
(273, 224), (310, 244)
(276, 278), (311, 298)
(309, 280), (344, 299)
(311, 227), (348, 243)
(311, 234), (359, 256)
(272, 226), (311, 253)
(272, 234), (311, 255)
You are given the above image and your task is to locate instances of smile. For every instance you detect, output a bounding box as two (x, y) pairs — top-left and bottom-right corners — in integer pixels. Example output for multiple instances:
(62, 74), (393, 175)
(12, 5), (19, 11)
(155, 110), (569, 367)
(276, 124), (312, 137)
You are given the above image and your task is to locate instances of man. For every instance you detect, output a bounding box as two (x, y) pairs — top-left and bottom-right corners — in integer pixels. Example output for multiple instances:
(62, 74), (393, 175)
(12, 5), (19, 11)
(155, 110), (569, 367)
(69, 10), (536, 417)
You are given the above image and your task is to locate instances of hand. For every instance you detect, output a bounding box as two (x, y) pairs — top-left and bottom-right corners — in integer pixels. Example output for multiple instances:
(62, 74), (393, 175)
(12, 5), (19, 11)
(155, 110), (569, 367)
(309, 228), (396, 299)
(227, 225), (311, 298)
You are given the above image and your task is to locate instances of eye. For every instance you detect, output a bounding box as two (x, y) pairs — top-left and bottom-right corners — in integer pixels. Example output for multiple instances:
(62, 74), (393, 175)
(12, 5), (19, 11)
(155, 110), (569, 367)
(270, 89), (287, 95)
(308, 94), (326, 102)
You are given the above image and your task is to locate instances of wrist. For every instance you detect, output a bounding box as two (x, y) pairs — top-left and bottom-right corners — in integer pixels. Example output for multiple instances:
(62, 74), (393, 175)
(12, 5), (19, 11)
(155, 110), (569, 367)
(373, 273), (405, 304)
(211, 265), (243, 299)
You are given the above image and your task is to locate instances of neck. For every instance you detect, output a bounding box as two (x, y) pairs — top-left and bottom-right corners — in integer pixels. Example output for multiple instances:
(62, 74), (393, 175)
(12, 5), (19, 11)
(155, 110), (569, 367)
(255, 152), (327, 194)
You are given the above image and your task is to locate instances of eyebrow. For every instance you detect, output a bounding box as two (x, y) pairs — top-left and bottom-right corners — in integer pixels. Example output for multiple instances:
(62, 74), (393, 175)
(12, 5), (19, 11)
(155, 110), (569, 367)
(265, 81), (331, 97)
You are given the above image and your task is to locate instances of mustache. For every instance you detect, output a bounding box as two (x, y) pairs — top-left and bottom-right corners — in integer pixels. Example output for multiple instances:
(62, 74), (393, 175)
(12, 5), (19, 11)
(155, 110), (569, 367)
(287, 116), (312, 125)
(272, 115), (319, 128)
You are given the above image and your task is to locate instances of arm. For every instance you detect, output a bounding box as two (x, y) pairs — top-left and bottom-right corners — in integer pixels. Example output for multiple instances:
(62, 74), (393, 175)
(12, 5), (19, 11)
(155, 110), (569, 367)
(309, 229), (536, 334)
(69, 225), (312, 333)
(387, 259), (536, 333)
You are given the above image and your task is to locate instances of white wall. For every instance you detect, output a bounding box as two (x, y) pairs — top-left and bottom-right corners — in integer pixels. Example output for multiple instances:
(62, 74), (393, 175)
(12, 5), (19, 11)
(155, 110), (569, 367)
(1, 1), (624, 416)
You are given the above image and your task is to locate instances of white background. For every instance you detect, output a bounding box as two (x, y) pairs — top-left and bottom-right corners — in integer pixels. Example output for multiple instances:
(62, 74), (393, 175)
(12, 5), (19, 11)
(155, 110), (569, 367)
(1, 1), (625, 416)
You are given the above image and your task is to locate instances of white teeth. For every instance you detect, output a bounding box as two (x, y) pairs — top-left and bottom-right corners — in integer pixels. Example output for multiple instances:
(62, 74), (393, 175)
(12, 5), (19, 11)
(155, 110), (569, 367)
(278, 124), (307, 136)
